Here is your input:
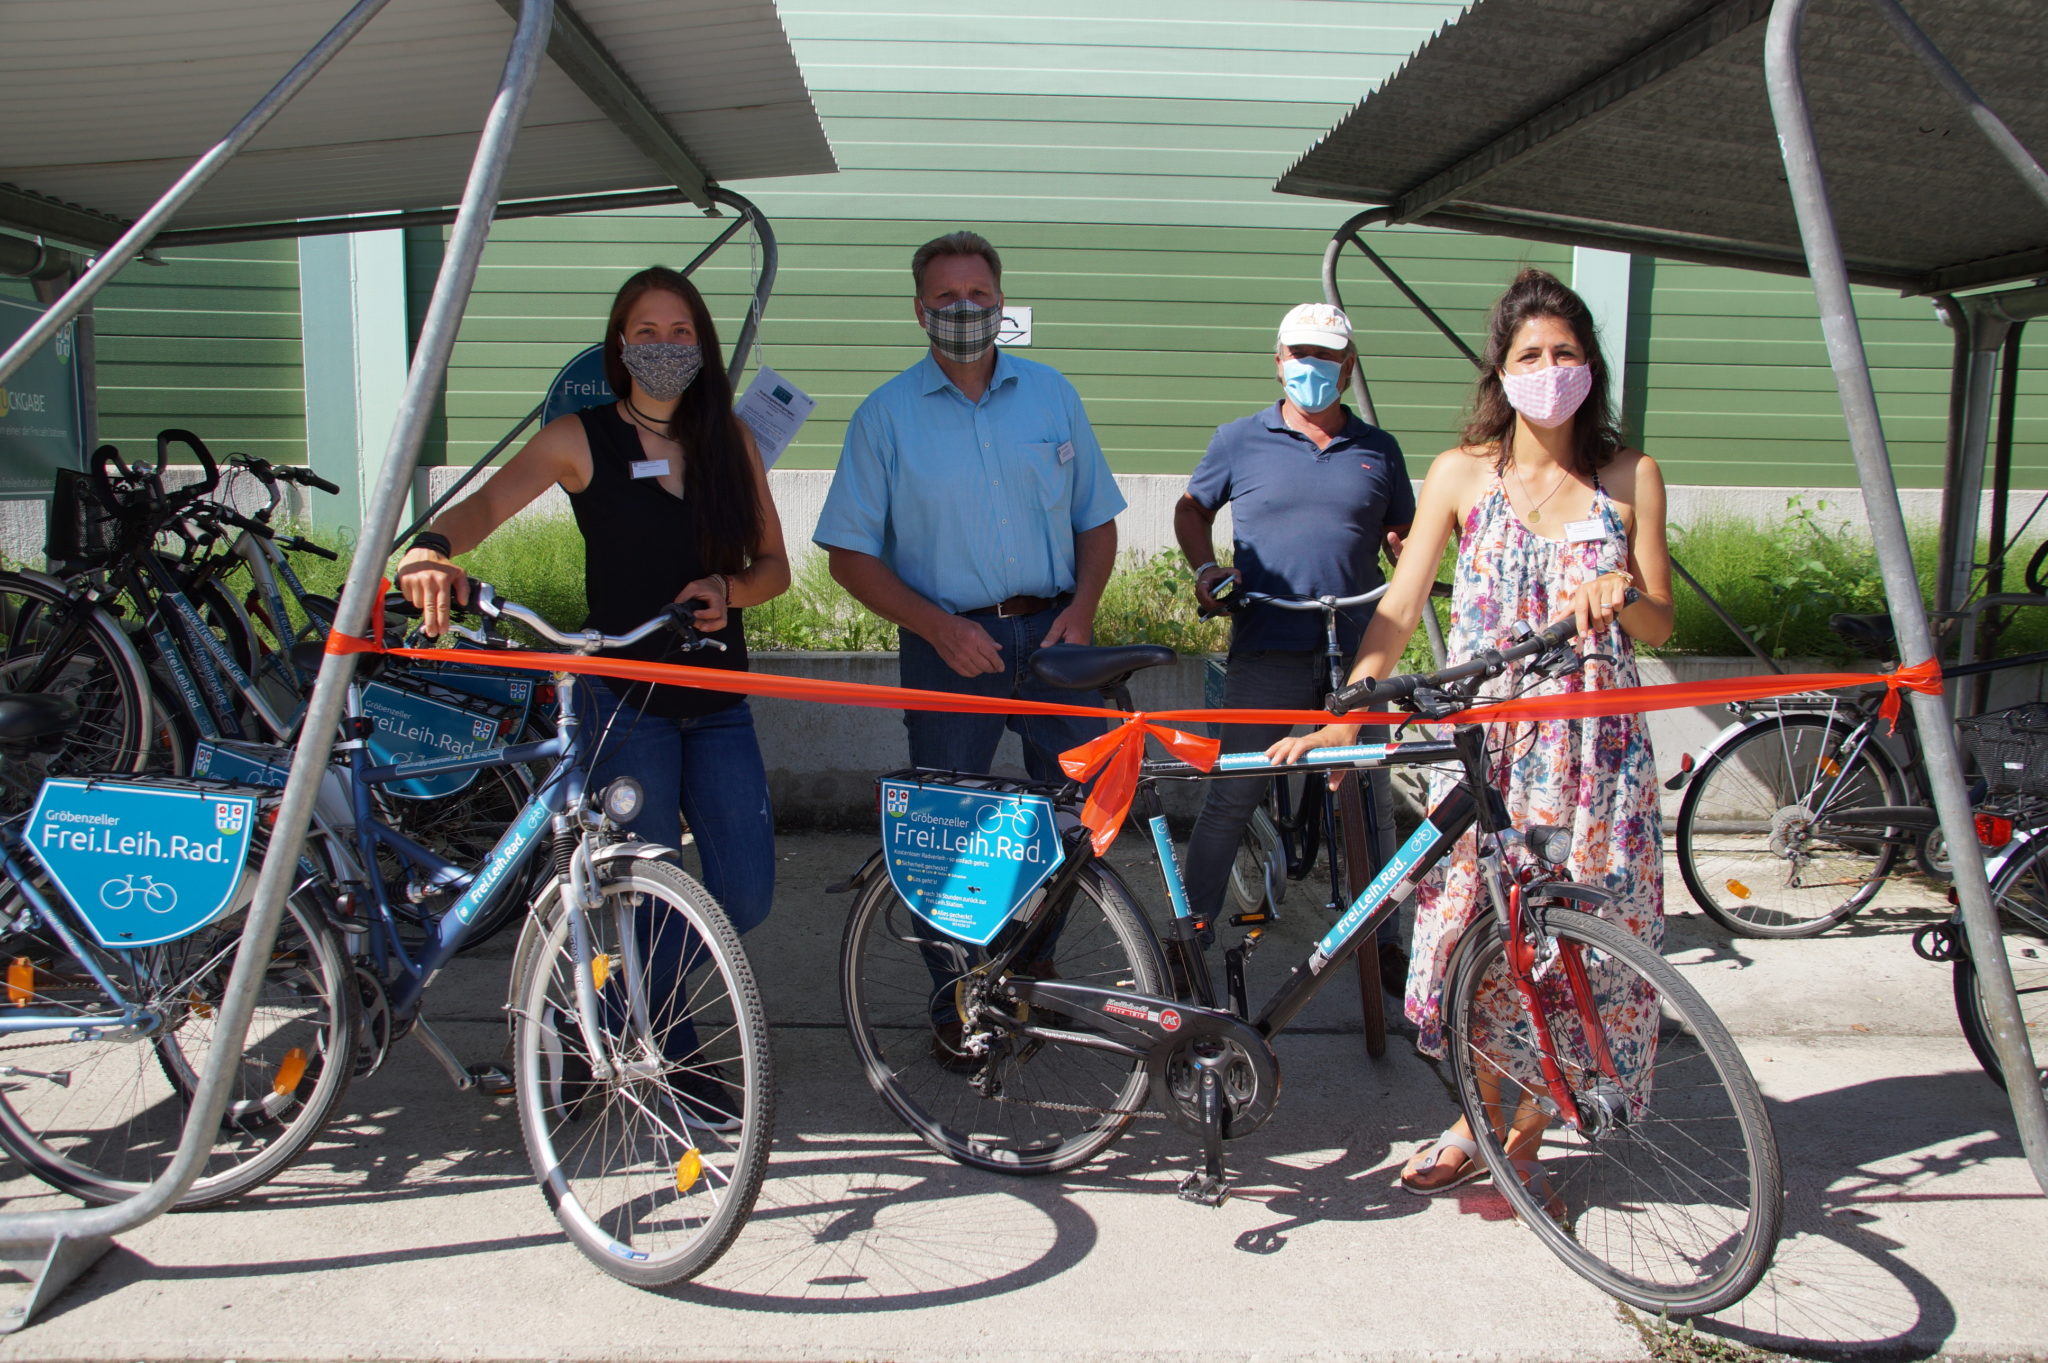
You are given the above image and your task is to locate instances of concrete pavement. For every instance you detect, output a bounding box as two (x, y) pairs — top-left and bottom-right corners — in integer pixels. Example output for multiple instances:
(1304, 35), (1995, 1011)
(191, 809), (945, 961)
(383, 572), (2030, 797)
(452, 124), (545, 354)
(0, 832), (2040, 1362)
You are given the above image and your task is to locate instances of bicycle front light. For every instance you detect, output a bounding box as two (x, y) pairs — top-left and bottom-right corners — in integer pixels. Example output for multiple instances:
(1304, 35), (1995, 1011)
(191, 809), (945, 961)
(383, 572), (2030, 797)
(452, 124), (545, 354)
(600, 777), (645, 827)
(1526, 824), (1573, 866)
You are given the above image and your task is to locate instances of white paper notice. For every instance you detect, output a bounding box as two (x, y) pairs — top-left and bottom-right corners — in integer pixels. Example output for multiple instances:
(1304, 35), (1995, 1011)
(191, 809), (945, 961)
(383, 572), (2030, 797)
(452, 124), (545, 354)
(735, 366), (816, 469)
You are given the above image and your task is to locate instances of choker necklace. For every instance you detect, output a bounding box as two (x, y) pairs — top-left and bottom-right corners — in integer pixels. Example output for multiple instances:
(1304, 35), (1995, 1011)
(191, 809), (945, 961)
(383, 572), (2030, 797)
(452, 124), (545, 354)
(623, 397), (674, 439)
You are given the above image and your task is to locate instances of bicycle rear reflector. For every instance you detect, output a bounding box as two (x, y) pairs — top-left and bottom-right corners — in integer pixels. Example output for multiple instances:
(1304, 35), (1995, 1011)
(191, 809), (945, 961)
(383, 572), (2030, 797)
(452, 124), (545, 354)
(1974, 812), (2015, 849)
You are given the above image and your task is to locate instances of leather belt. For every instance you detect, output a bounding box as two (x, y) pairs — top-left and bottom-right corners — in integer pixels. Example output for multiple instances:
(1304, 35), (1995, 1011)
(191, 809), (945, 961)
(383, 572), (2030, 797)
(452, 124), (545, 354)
(961, 592), (1067, 619)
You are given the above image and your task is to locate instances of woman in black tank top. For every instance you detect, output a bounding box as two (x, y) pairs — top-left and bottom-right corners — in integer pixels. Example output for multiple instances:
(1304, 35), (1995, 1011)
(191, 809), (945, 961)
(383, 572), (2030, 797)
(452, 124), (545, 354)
(395, 269), (790, 946)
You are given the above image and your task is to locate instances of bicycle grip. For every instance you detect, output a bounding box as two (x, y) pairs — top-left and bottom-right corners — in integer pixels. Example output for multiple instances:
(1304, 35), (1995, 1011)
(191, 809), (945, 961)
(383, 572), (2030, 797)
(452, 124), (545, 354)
(297, 468), (341, 496)
(286, 536), (341, 562)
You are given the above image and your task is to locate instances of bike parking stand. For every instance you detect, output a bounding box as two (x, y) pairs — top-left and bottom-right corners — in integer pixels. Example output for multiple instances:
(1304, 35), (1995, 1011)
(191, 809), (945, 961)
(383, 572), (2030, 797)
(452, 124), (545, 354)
(0, 1234), (112, 1333)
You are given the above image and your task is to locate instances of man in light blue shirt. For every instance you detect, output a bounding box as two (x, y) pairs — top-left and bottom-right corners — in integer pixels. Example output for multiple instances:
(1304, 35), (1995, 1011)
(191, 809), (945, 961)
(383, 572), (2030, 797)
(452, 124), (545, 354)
(815, 230), (1125, 778)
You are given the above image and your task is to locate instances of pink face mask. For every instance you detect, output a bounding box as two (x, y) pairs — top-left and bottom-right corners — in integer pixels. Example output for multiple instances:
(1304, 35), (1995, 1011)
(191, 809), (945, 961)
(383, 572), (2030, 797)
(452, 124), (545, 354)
(1500, 363), (1593, 428)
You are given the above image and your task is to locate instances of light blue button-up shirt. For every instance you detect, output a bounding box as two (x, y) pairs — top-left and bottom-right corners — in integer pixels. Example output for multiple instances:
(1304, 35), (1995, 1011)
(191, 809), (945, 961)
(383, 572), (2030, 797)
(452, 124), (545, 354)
(813, 351), (1126, 615)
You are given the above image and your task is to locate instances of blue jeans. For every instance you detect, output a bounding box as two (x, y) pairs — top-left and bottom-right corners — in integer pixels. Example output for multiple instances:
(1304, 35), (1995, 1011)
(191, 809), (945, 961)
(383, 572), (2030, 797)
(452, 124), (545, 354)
(578, 683), (776, 1060)
(578, 682), (775, 933)
(897, 606), (1106, 778)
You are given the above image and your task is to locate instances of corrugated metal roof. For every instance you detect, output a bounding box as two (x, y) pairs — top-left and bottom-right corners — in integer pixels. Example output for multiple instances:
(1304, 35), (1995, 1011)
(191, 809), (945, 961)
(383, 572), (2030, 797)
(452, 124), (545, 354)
(1275, 0), (2048, 294)
(0, 0), (835, 247)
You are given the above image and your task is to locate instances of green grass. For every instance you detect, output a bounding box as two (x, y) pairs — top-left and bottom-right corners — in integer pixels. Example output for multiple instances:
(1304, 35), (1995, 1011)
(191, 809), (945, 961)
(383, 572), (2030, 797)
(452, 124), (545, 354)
(262, 503), (2048, 664)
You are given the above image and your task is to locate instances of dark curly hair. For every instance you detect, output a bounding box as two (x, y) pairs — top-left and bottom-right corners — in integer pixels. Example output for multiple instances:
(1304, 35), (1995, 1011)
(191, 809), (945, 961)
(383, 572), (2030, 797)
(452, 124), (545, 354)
(1461, 267), (1624, 476)
(602, 266), (762, 574)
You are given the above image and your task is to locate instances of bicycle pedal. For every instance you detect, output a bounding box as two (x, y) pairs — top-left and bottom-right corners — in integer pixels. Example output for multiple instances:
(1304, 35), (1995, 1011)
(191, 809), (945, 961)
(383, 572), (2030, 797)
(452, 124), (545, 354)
(1227, 911), (1271, 927)
(1177, 1171), (1231, 1206)
(464, 1063), (515, 1096)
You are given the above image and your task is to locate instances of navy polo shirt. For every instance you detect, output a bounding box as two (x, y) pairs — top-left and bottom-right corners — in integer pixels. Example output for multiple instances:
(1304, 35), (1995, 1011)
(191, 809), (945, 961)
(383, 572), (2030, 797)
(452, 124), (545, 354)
(1185, 402), (1415, 654)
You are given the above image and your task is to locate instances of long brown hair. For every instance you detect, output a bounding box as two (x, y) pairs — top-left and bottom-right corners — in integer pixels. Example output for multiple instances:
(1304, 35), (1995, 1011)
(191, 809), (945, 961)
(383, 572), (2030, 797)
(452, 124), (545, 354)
(1461, 267), (1623, 476)
(602, 266), (762, 574)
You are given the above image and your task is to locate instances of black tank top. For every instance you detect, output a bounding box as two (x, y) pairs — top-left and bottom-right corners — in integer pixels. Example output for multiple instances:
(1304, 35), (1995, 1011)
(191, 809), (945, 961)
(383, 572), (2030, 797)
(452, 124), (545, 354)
(566, 404), (747, 719)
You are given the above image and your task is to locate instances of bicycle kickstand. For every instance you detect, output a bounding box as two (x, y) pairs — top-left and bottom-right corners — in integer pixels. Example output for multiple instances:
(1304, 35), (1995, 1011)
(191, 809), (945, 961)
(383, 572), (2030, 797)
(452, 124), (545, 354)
(1177, 1058), (1232, 1207)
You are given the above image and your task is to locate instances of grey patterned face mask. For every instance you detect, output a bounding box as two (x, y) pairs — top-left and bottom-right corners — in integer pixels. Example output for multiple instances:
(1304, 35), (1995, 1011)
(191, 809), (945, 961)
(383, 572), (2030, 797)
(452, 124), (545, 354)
(921, 299), (1003, 363)
(619, 341), (703, 401)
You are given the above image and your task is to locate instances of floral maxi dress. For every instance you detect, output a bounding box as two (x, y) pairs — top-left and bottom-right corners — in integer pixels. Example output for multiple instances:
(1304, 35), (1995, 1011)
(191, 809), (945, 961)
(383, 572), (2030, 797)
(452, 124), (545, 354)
(1405, 471), (1663, 1082)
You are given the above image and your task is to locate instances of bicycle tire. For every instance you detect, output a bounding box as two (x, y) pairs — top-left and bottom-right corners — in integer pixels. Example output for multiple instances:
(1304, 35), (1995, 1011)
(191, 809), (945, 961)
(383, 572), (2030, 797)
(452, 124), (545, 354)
(1676, 713), (1905, 937)
(1227, 803), (1283, 918)
(512, 854), (772, 1286)
(841, 858), (1168, 1175)
(0, 877), (355, 1208)
(1953, 838), (2048, 1093)
(1445, 906), (1782, 1316)
(0, 571), (153, 811)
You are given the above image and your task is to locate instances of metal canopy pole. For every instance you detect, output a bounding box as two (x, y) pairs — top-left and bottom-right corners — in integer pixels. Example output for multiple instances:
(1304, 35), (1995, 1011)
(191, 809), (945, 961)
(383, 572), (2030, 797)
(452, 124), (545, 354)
(0, 0), (557, 1328)
(1766, 0), (2048, 1194)
(0, 0), (394, 388)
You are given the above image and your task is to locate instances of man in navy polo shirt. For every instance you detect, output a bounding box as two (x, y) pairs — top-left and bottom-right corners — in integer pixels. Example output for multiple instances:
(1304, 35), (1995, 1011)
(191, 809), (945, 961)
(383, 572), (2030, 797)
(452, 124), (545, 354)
(1174, 302), (1415, 989)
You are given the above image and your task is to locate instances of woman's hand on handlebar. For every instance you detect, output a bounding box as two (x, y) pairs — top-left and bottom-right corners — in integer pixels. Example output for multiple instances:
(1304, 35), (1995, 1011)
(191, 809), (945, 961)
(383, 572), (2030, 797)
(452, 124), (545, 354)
(1568, 570), (1636, 638)
(676, 576), (728, 634)
(1267, 722), (1362, 766)
(396, 550), (469, 638)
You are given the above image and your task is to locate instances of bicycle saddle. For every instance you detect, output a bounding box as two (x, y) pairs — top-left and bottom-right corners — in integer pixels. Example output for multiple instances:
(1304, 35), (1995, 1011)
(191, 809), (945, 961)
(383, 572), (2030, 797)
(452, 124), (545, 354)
(0, 693), (80, 742)
(1828, 612), (1895, 655)
(1030, 643), (1175, 692)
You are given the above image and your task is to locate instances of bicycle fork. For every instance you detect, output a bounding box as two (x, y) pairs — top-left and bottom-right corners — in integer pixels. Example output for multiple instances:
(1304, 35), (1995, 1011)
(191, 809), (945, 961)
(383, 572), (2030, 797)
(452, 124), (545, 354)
(1497, 879), (1629, 1137)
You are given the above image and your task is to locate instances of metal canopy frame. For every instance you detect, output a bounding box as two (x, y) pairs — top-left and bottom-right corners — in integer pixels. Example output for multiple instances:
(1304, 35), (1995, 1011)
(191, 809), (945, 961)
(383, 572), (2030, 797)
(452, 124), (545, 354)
(0, 0), (815, 1330)
(1284, 0), (2048, 1196)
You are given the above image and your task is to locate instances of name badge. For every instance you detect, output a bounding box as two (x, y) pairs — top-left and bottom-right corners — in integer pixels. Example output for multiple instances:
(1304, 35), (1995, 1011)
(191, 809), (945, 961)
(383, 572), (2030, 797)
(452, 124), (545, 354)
(1057, 440), (1075, 465)
(630, 459), (672, 480)
(1564, 518), (1604, 543)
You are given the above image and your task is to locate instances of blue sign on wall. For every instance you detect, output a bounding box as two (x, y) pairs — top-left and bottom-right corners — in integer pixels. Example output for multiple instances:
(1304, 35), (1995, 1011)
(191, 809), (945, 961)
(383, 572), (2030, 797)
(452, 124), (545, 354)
(881, 780), (1062, 945)
(25, 779), (257, 949)
(540, 344), (614, 427)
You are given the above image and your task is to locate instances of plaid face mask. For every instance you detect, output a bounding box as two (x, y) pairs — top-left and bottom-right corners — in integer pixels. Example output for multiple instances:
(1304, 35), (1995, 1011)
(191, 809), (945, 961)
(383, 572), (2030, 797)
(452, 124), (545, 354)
(921, 299), (1003, 363)
(620, 342), (703, 402)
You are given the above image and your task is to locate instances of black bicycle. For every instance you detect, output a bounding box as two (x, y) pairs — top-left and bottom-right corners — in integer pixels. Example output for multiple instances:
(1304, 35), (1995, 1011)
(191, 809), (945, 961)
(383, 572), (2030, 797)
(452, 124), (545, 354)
(837, 613), (1782, 1315)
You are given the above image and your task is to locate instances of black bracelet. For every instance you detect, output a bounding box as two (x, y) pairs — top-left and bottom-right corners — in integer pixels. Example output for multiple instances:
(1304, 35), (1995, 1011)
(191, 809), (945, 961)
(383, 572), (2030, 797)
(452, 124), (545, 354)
(408, 531), (453, 557)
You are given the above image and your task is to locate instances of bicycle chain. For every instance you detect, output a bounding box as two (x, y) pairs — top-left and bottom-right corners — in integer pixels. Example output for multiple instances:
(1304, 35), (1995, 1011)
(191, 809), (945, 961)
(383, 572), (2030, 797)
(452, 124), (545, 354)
(988, 1091), (1168, 1121)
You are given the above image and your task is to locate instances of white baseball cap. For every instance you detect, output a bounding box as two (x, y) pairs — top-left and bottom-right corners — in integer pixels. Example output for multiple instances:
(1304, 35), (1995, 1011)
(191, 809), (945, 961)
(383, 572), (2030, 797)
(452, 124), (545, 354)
(1277, 302), (1353, 350)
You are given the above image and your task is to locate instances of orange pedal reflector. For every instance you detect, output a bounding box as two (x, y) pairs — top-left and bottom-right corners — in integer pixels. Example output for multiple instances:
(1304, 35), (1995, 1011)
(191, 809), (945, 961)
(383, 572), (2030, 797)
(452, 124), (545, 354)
(7, 957), (31, 1006)
(1726, 880), (1752, 900)
(273, 1047), (309, 1096)
(675, 1147), (702, 1193)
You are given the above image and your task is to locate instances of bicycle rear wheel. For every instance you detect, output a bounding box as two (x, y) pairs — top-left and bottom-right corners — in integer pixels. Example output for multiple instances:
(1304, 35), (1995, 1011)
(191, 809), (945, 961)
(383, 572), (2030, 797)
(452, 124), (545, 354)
(1676, 713), (1904, 937)
(0, 572), (153, 811)
(841, 859), (1167, 1174)
(1445, 907), (1782, 1316)
(0, 878), (354, 1207)
(512, 855), (772, 1286)
(1953, 838), (2048, 1093)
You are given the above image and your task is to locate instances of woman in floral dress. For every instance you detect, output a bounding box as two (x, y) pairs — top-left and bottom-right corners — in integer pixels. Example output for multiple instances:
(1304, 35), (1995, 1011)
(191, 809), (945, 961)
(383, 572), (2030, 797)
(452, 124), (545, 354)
(1269, 268), (1674, 1197)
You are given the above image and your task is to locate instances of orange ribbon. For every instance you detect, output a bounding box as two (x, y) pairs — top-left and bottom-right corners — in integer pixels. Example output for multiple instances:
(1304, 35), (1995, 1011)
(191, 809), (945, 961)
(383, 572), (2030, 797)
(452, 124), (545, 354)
(325, 585), (1943, 852)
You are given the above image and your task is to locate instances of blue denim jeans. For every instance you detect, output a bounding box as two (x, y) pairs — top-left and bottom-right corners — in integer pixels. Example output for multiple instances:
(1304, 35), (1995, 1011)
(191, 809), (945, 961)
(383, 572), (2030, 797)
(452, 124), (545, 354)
(577, 681), (775, 933)
(897, 605), (1107, 778)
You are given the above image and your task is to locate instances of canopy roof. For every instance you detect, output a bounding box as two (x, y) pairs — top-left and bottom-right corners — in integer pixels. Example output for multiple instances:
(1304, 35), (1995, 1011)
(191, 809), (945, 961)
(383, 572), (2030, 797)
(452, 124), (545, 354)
(1275, 0), (2048, 295)
(0, 0), (835, 250)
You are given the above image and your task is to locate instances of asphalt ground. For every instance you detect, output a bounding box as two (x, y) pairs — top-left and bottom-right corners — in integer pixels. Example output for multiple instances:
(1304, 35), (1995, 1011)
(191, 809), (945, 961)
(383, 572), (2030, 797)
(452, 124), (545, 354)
(0, 832), (2040, 1362)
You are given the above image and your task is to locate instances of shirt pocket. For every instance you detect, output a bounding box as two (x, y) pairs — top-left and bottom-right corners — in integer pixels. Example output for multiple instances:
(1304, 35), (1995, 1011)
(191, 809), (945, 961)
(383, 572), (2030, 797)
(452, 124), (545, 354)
(1019, 441), (1073, 513)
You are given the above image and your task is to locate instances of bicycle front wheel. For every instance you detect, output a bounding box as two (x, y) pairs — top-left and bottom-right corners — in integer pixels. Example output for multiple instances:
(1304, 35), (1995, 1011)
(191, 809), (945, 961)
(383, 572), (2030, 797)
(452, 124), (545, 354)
(1676, 713), (1904, 937)
(0, 882), (355, 1207)
(841, 858), (1168, 1175)
(1953, 838), (2048, 1093)
(512, 855), (772, 1287)
(1445, 907), (1782, 1316)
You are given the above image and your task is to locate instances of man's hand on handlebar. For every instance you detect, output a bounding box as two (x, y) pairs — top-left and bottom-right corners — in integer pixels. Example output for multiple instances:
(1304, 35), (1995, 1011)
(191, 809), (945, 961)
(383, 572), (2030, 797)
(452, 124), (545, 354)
(396, 550), (470, 638)
(1192, 564), (1240, 616)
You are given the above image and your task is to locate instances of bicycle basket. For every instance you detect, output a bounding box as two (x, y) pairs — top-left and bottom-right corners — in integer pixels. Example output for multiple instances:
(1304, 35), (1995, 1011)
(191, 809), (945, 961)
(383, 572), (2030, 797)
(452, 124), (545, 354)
(1958, 703), (2048, 796)
(44, 468), (129, 571)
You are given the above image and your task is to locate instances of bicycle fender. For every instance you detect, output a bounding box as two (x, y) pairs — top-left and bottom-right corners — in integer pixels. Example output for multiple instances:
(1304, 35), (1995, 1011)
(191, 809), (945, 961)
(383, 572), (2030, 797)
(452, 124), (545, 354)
(1528, 880), (1615, 911)
(826, 847), (885, 895)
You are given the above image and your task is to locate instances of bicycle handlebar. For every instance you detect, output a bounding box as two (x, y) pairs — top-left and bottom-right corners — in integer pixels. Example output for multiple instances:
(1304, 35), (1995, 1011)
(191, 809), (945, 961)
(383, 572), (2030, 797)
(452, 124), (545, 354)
(1326, 588), (1640, 715)
(1235, 587), (1389, 611)
(452, 582), (726, 657)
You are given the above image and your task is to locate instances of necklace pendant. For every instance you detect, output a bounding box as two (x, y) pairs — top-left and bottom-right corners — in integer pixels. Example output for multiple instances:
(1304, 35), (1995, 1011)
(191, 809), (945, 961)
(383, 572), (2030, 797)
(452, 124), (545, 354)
(1524, 508), (1540, 525)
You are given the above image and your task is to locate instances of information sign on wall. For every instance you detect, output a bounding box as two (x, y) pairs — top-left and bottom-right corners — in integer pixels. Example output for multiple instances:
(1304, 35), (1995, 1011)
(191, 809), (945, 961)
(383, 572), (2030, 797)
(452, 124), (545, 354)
(0, 297), (85, 495)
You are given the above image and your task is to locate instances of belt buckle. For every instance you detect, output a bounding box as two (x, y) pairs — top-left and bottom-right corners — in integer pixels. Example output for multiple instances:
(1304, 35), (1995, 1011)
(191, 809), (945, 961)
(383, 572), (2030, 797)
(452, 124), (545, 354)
(994, 597), (1026, 618)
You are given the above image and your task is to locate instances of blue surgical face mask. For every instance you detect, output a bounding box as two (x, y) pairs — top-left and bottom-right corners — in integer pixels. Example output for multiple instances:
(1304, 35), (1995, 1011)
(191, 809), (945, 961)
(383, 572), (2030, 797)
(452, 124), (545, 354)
(1281, 355), (1343, 413)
